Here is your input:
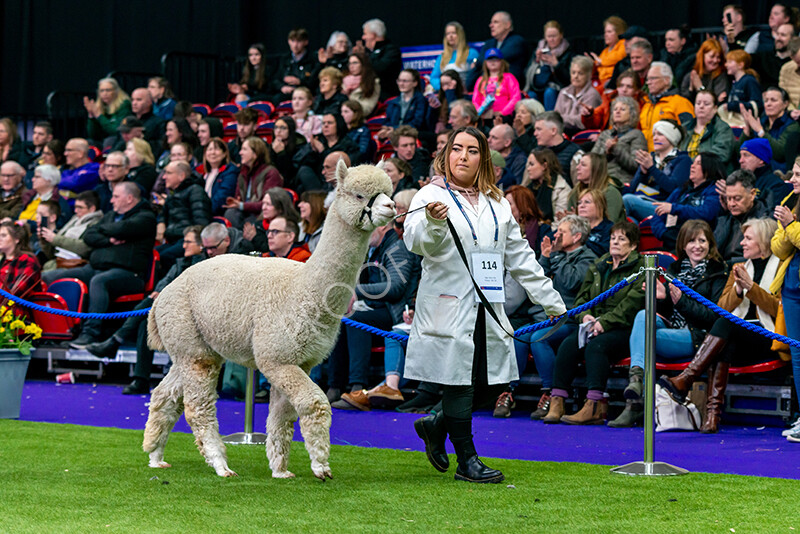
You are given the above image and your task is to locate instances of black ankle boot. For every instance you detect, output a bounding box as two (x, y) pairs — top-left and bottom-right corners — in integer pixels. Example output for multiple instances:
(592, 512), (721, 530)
(454, 455), (504, 484)
(86, 337), (121, 358)
(122, 378), (150, 395)
(414, 411), (449, 472)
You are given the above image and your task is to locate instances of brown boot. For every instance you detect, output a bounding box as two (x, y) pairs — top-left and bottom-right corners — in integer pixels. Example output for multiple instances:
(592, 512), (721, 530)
(542, 395), (565, 424)
(561, 399), (608, 425)
(700, 362), (729, 434)
(659, 335), (726, 403)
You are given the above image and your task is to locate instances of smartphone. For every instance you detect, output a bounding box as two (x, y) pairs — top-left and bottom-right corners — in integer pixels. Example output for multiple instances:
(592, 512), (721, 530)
(40, 216), (48, 229)
(726, 13), (733, 24)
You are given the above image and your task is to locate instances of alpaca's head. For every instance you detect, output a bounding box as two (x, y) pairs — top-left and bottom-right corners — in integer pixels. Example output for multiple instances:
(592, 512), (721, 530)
(332, 159), (396, 231)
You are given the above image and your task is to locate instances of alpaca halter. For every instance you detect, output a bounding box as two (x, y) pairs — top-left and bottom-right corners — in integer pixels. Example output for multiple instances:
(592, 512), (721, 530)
(357, 192), (382, 225)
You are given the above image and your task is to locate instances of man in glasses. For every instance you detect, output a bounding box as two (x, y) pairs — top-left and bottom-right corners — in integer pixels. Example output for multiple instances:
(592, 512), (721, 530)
(94, 151), (129, 212)
(263, 216), (310, 262)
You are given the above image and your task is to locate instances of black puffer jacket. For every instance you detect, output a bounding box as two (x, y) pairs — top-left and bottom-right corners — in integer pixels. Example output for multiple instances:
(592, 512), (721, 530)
(656, 258), (728, 350)
(83, 199), (157, 276)
(162, 175), (212, 243)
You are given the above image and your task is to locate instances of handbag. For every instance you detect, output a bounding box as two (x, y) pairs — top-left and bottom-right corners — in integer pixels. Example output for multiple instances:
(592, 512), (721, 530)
(771, 301), (791, 361)
(55, 257), (88, 269)
(655, 384), (702, 432)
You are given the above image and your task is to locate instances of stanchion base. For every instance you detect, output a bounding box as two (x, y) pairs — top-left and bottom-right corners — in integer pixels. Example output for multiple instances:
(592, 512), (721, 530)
(223, 432), (268, 445)
(610, 461), (689, 476)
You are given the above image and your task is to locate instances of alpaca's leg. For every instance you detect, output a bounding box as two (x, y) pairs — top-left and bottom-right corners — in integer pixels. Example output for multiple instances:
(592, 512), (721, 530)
(263, 363), (332, 480)
(265, 387), (298, 478)
(143, 364), (184, 468)
(182, 357), (235, 477)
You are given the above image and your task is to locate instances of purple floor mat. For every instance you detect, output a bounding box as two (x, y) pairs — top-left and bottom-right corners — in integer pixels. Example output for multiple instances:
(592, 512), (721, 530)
(18, 380), (800, 479)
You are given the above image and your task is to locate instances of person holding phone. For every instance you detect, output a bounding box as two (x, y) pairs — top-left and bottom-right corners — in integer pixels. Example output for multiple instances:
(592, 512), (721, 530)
(404, 127), (566, 483)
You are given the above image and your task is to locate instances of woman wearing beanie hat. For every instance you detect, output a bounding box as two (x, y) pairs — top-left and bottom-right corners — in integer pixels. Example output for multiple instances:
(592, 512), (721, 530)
(624, 119), (692, 222)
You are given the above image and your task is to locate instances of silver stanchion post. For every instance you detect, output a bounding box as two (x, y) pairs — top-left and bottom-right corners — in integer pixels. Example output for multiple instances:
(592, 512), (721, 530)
(611, 254), (688, 476)
(223, 367), (268, 445)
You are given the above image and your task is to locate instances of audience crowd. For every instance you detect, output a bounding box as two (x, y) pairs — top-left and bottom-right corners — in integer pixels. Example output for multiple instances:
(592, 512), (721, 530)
(4, 7), (800, 439)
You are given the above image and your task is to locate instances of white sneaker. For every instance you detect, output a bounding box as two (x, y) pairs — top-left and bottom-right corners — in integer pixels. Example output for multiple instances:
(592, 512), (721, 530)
(787, 429), (800, 443)
(781, 419), (800, 437)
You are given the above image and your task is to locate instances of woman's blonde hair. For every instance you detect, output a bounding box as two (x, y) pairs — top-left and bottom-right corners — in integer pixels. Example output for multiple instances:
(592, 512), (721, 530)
(741, 217), (778, 254)
(571, 153), (611, 204)
(96, 77), (130, 115)
(129, 138), (155, 166)
(578, 188), (608, 220)
(441, 22), (470, 70)
(433, 127), (502, 201)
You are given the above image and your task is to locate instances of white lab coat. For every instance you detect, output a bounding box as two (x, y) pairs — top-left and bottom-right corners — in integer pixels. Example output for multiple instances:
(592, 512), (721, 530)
(403, 181), (567, 386)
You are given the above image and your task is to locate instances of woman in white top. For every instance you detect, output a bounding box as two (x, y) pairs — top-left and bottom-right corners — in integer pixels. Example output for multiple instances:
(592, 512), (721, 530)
(404, 126), (566, 483)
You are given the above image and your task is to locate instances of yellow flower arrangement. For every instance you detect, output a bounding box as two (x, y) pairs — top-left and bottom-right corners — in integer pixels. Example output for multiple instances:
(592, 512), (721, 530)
(0, 306), (42, 355)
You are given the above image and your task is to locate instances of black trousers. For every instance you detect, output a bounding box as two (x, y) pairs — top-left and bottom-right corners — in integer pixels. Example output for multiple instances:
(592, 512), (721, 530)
(553, 328), (631, 392)
(441, 305), (504, 463)
(708, 316), (775, 365)
(113, 297), (158, 381)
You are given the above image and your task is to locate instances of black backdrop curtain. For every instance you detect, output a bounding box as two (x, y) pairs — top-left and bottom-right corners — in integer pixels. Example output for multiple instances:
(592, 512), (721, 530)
(0, 0), (774, 116)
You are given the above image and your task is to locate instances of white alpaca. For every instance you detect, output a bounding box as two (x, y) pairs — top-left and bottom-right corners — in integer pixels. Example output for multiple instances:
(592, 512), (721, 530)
(142, 160), (395, 479)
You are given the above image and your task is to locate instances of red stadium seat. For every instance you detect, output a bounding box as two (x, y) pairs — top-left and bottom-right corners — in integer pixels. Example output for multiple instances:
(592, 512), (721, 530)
(210, 102), (241, 119)
(193, 103), (212, 117)
(213, 216), (232, 227)
(113, 250), (159, 305)
(571, 130), (601, 142)
(638, 216), (664, 251)
(248, 101), (275, 117)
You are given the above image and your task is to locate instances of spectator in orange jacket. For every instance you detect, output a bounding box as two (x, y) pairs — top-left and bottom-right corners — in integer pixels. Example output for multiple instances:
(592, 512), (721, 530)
(640, 62), (695, 151)
(581, 69), (644, 131)
(587, 16), (628, 87)
(263, 216), (311, 262)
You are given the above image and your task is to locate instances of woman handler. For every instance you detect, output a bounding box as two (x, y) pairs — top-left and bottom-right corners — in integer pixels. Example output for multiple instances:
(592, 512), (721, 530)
(403, 126), (566, 483)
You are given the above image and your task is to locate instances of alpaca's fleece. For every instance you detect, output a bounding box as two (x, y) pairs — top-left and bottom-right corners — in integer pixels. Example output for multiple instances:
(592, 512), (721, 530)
(143, 162), (395, 479)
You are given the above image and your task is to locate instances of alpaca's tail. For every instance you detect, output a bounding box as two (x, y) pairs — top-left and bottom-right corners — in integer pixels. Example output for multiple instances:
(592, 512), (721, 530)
(147, 299), (165, 352)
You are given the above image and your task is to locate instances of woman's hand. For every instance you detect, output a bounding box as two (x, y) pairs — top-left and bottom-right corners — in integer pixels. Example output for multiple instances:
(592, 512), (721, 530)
(242, 221), (256, 241)
(651, 280), (667, 300)
(228, 83), (243, 95)
(540, 236), (553, 258)
(653, 202), (672, 216)
(224, 196), (240, 209)
(791, 109), (800, 121)
(426, 201), (448, 220)
(541, 51), (558, 67)
(634, 149), (654, 173)
(605, 136), (618, 153)
(579, 102), (593, 116)
(669, 283), (682, 304)
(585, 51), (601, 66)
(582, 314), (596, 324)
(592, 321), (604, 335)
(310, 137), (324, 153)
(774, 205), (795, 227)
(689, 70), (702, 91)
(317, 47), (330, 64)
(740, 104), (761, 137)
(492, 114), (504, 126)
(402, 308), (414, 324)
(733, 263), (754, 292)
(83, 96), (99, 118)
(271, 138), (285, 153)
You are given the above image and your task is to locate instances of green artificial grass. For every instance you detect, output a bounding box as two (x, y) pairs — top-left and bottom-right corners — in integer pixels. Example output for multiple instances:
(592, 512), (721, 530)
(0, 420), (798, 533)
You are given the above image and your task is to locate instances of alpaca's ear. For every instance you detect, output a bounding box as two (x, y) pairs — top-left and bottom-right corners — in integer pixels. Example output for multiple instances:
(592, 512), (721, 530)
(375, 159), (386, 171)
(336, 158), (348, 185)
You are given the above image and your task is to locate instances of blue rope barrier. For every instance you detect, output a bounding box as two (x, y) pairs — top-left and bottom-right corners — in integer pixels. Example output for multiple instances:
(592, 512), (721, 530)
(0, 287), (151, 320)
(341, 276), (638, 344)
(668, 277), (800, 349)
